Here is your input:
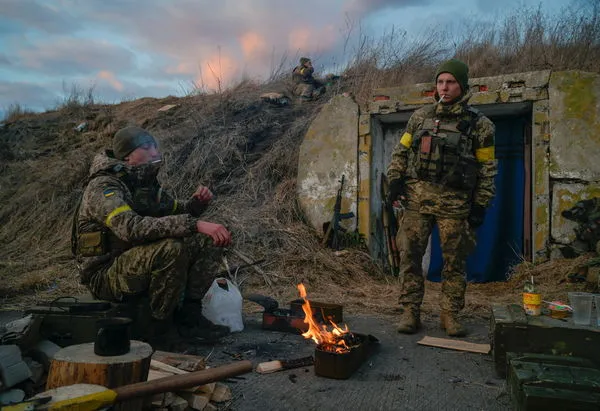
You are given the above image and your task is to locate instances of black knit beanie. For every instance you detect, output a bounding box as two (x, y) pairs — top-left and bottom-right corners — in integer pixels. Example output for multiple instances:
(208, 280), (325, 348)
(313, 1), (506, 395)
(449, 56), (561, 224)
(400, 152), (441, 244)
(435, 59), (469, 93)
(113, 126), (157, 160)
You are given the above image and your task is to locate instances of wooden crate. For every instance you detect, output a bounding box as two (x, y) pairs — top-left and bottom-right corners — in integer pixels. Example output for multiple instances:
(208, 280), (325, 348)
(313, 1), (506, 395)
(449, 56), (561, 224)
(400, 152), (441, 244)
(490, 304), (600, 377)
(507, 353), (600, 410)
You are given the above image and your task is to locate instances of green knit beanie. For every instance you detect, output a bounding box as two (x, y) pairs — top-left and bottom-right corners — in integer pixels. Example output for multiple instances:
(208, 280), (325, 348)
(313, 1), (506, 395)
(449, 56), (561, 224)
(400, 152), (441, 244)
(436, 59), (469, 93)
(113, 126), (157, 160)
(300, 57), (310, 65)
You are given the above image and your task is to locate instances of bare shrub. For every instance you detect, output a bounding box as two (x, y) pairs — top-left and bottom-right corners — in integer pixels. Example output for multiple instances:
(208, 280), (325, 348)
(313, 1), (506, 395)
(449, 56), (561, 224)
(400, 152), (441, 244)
(3, 103), (35, 123)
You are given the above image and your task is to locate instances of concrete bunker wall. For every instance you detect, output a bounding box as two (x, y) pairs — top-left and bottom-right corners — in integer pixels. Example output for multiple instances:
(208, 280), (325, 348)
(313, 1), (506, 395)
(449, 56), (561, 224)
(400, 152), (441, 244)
(297, 70), (600, 268)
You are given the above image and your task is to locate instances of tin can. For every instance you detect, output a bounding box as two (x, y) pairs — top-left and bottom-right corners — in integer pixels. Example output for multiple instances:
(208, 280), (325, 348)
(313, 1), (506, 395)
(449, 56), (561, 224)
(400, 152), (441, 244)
(523, 292), (542, 316)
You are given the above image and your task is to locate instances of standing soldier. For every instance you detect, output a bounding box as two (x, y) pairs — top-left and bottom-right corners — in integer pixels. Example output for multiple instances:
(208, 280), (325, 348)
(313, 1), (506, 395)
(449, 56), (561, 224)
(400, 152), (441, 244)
(72, 126), (232, 340)
(387, 59), (497, 336)
(292, 57), (325, 100)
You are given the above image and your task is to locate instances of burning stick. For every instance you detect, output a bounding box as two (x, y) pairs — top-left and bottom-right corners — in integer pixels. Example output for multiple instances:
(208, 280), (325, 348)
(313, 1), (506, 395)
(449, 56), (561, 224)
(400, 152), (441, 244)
(256, 356), (314, 374)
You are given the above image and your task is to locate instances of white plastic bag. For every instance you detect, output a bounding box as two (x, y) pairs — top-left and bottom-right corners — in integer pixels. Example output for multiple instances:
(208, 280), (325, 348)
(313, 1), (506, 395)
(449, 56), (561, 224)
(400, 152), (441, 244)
(201, 278), (244, 332)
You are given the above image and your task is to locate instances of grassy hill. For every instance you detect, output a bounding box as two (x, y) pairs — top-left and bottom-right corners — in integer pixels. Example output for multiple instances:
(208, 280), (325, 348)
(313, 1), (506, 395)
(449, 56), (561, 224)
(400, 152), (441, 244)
(1, 3), (598, 316)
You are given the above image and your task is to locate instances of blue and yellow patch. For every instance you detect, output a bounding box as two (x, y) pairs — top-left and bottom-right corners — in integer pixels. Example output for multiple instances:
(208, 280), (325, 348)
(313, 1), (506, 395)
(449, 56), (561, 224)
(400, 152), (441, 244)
(103, 189), (115, 198)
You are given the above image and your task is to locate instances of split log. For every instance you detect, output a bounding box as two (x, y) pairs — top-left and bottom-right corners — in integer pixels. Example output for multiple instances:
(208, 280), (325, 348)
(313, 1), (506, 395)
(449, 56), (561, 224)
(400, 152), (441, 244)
(150, 359), (187, 375)
(210, 383), (232, 403)
(46, 340), (153, 411)
(151, 350), (205, 372)
(177, 391), (211, 410)
(150, 359), (215, 393)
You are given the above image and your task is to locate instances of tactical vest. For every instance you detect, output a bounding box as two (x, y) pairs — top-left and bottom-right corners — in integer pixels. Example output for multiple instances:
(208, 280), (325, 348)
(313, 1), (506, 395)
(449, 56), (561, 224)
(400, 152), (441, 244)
(407, 109), (480, 191)
(71, 167), (171, 264)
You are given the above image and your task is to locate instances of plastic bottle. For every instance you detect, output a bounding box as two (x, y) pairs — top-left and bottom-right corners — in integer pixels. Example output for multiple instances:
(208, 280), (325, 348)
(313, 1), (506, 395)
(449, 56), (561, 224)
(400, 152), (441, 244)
(523, 275), (541, 316)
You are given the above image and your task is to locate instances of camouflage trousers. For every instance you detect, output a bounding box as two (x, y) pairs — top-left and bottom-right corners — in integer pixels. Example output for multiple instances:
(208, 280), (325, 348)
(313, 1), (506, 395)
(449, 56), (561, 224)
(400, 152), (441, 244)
(294, 82), (325, 99)
(396, 209), (476, 313)
(92, 236), (224, 320)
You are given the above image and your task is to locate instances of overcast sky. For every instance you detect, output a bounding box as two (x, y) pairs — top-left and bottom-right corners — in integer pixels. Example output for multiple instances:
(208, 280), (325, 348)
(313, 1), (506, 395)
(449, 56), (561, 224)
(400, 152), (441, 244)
(0, 0), (569, 117)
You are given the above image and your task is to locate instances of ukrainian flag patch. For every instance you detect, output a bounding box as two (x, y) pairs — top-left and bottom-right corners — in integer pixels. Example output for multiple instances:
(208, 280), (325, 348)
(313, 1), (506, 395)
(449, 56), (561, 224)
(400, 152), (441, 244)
(103, 189), (115, 198)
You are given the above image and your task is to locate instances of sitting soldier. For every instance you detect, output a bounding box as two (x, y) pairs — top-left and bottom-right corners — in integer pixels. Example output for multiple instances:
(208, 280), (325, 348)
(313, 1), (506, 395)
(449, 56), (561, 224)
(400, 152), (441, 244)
(72, 126), (232, 341)
(292, 57), (325, 101)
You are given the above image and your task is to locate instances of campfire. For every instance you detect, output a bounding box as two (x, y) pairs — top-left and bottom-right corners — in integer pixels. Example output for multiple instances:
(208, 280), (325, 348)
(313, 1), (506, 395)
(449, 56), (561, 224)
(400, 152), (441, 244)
(297, 283), (378, 379)
(297, 284), (360, 354)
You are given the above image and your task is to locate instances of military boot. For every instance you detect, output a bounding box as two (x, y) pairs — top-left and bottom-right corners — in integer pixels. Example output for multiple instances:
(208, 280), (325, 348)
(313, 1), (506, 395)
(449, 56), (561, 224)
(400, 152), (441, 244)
(440, 311), (467, 337)
(396, 307), (420, 334)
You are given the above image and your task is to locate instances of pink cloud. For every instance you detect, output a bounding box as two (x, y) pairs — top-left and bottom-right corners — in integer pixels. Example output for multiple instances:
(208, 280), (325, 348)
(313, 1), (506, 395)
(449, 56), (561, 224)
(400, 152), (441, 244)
(97, 70), (123, 91)
(195, 52), (238, 90)
(240, 31), (267, 59)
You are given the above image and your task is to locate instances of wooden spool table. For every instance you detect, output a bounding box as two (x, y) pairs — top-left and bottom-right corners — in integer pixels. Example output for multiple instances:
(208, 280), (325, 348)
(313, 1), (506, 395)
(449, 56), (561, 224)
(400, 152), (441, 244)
(46, 340), (153, 411)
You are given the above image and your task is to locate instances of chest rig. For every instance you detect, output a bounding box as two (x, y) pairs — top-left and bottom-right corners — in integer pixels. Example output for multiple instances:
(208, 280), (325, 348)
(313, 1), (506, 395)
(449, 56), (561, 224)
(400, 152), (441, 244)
(408, 109), (480, 191)
(72, 166), (173, 262)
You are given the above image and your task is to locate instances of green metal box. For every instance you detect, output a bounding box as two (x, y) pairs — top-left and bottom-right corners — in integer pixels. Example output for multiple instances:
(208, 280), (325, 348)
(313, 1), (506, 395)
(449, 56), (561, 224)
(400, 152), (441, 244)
(491, 303), (600, 377)
(507, 353), (600, 410)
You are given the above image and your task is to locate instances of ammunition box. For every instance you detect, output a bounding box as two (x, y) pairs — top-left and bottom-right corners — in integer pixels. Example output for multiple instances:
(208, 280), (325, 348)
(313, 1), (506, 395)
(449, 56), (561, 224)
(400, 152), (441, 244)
(26, 297), (152, 347)
(491, 303), (600, 377)
(507, 353), (600, 410)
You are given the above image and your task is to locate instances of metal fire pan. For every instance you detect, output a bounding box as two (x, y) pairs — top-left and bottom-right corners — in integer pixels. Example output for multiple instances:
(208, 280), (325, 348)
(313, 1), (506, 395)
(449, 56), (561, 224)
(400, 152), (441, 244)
(314, 333), (379, 379)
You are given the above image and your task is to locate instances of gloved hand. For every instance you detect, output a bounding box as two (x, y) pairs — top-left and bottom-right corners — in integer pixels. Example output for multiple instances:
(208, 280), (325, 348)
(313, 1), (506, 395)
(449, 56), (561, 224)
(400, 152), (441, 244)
(468, 204), (486, 228)
(388, 178), (407, 205)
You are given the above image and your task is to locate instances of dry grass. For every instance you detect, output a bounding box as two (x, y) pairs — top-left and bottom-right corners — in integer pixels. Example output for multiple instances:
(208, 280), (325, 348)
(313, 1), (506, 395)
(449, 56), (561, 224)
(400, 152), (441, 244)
(1, 2), (600, 318)
(339, 2), (600, 107)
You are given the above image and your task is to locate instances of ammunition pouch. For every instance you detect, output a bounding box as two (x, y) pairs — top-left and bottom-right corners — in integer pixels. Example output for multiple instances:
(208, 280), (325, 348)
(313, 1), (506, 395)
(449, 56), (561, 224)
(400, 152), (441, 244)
(77, 231), (108, 257)
(410, 129), (479, 191)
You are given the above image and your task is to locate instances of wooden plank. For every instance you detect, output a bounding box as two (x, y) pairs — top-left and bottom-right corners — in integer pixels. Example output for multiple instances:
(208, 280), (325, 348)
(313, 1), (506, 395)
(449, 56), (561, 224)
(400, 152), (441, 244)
(417, 336), (490, 354)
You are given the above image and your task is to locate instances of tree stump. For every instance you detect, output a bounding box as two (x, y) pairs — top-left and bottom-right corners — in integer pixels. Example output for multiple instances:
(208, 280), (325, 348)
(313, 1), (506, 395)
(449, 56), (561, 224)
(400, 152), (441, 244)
(46, 340), (153, 411)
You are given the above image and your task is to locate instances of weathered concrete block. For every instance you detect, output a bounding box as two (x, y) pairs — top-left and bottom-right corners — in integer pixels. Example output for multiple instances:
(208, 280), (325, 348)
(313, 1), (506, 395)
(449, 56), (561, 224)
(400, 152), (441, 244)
(29, 339), (61, 370)
(551, 183), (600, 243)
(297, 95), (359, 232)
(23, 358), (44, 384)
(0, 345), (21, 368)
(0, 389), (25, 405)
(549, 71), (600, 181)
(0, 361), (32, 388)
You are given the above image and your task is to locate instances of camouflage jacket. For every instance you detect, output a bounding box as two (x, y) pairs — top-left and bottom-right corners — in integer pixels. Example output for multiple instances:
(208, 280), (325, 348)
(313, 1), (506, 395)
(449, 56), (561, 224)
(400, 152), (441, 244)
(387, 93), (497, 218)
(292, 65), (315, 84)
(73, 151), (205, 287)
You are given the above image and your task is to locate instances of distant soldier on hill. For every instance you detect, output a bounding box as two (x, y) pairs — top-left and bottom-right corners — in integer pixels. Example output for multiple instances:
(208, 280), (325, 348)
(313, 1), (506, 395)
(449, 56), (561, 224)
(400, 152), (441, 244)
(72, 126), (232, 341)
(387, 59), (497, 337)
(292, 57), (325, 101)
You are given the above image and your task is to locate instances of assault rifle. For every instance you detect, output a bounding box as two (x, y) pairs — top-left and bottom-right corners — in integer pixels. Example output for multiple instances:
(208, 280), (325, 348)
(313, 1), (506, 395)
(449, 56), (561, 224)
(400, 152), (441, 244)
(380, 174), (400, 275)
(322, 175), (355, 250)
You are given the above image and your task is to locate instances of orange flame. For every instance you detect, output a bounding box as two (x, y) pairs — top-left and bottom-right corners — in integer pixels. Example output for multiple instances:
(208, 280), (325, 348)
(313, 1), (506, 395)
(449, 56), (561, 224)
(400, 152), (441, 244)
(297, 283), (350, 353)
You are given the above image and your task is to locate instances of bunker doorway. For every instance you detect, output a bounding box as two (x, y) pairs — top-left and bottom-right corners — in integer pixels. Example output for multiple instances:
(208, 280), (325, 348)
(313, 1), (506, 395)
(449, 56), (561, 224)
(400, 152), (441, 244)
(371, 103), (532, 282)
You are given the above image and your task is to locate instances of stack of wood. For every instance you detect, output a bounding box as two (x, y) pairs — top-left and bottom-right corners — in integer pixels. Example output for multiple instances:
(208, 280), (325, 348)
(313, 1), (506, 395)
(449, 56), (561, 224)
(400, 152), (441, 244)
(148, 351), (232, 411)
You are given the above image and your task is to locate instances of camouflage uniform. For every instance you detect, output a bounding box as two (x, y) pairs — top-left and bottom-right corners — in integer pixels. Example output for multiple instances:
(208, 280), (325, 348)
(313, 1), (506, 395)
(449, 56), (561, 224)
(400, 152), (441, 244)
(292, 57), (324, 99)
(387, 85), (497, 330)
(73, 152), (218, 320)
